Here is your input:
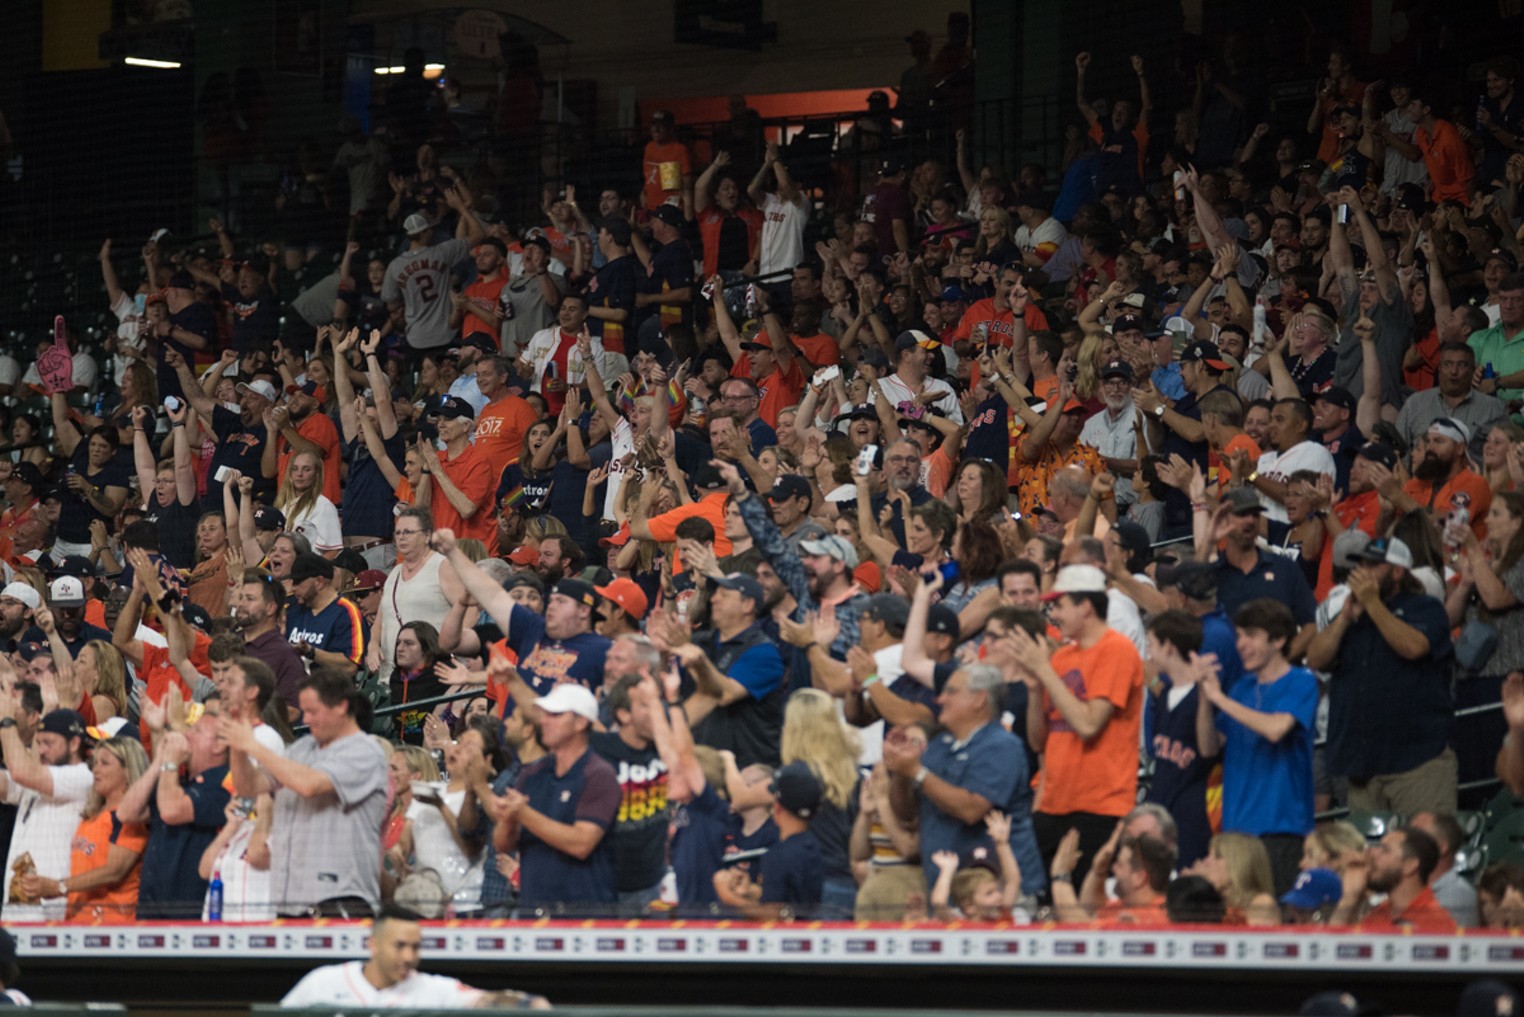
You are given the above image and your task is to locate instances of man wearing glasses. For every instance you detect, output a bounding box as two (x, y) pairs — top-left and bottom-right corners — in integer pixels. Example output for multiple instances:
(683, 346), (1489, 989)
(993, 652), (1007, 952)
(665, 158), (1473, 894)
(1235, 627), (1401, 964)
(718, 378), (776, 454)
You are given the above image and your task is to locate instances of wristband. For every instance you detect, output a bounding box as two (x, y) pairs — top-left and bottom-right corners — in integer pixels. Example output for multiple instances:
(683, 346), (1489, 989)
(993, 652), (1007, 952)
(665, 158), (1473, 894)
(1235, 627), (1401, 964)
(1051, 871), (1074, 884)
(861, 673), (881, 689)
(160, 763), (179, 773)
(1191, 502), (1208, 512)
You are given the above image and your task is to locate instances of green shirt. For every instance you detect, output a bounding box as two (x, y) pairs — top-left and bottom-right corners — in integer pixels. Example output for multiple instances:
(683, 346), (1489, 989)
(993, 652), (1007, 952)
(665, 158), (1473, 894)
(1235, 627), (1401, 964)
(1467, 322), (1524, 402)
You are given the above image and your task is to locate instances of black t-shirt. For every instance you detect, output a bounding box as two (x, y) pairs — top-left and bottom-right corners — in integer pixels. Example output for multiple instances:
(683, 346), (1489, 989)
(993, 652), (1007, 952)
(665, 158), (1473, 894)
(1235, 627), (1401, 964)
(391, 665), (447, 745)
(221, 283), (282, 353)
(588, 731), (670, 893)
(758, 830), (823, 914)
(205, 406), (270, 511)
(157, 301), (219, 400)
(142, 492), (201, 570)
(58, 446), (132, 543)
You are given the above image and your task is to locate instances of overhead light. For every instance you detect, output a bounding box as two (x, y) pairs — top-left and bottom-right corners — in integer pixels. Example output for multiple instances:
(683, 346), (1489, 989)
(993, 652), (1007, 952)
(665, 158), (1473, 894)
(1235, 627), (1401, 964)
(125, 56), (181, 69)
(373, 65), (406, 75)
(424, 63), (445, 80)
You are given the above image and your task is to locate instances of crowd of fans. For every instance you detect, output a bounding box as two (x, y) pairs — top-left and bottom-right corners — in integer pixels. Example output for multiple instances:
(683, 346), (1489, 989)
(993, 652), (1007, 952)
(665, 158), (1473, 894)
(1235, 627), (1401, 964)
(0, 21), (1523, 933)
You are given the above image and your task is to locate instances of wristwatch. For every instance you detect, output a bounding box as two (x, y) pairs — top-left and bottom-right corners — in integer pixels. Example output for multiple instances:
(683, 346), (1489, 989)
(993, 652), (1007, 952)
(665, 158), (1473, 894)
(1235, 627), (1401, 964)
(913, 766), (929, 788)
(1152, 404), (1166, 419)
(0, 719), (16, 730)
(160, 763), (179, 773)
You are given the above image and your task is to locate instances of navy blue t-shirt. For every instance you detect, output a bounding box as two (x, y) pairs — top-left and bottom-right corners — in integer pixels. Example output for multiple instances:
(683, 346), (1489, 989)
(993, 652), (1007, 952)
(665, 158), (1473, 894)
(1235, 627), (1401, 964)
(496, 461), (556, 517)
(1145, 682), (1212, 867)
(962, 393), (1011, 473)
(504, 603), (612, 698)
(515, 748), (621, 913)
(637, 239), (695, 331)
(586, 255), (638, 345)
(137, 763), (232, 919)
(156, 301), (219, 401)
(57, 446), (132, 543)
(341, 433), (404, 539)
(1214, 550), (1317, 624)
(285, 596), (365, 664)
(206, 406), (271, 510)
(758, 830), (823, 915)
(221, 283), (282, 353)
(670, 782), (735, 910)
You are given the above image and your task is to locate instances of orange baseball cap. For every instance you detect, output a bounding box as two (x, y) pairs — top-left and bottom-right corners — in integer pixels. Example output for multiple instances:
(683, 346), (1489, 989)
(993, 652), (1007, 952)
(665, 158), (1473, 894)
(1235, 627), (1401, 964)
(595, 577), (649, 620)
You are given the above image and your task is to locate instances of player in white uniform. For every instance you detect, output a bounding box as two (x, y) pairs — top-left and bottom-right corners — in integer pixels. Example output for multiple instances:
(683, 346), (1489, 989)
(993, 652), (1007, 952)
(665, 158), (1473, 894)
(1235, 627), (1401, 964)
(281, 907), (550, 1008)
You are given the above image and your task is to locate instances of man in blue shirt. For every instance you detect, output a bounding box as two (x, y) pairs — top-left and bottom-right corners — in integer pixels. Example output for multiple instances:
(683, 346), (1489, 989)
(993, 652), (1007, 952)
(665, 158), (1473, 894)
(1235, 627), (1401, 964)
(284, 554), (365, 679)
(495, 683), (620, 915)
(1195, 598), (1318, 897)
(713, 761), (823, 919)
(434, 529), (611, 699)
(883, 663), (1047, 902)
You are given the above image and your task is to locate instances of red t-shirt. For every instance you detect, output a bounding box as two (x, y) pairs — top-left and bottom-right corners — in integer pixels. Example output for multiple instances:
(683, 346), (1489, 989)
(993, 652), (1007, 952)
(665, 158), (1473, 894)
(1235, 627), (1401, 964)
(463, 269), (508, 344)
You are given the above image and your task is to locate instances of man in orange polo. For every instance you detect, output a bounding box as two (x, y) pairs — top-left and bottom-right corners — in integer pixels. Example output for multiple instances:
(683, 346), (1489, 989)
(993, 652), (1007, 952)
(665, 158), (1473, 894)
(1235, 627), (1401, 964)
(1331, 827), (1457, 932)
(0, 463), (45, 565)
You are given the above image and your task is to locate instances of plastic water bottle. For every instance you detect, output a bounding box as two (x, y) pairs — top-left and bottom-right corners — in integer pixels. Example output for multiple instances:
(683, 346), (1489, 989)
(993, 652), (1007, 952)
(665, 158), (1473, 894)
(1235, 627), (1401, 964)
(207, 870), (224, 922)
(1483, 363), (1497, 381)
(1252, 297), (1269, 350)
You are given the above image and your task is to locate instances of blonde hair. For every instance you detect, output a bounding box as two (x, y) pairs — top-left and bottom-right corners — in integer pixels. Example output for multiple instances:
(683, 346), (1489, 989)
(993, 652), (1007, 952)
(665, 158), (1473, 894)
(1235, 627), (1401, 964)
(692, 745), (727, 800)
(455, 538), (488, 563)
(82, 641), (127, 715)
(523, 515), (569, 543)
(780, 688), (860, 809)
(1210, 832), (1276, 910)
(395, 744), (439, 782)
(1308, 820), (1367, 873)
(952, 868), (997, 910)
(83, 737), (149, 820)
(275, 451), (325, 527)
(1073, 331), (1108, 400)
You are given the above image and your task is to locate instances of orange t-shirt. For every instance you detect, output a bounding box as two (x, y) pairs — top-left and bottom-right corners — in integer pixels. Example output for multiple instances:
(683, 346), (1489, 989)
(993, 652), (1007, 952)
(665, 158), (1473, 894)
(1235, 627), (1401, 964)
(474, 393), (540, 478)
(642, 140), (692, 210)
(1036, 628), (1144, 817)
(67, 808), (148, 923)
(1359, 887), (1459, 934)
(0, 499), (39, 566)
(1094, 897), (1169, 926)
(794, 333), (840, 370)
(137, 632), (212, 745)
(731, 353), (805, 428)
(278, 411), (342, 504)
(645, 491), (733, 575)
(430, 444), (496, 543)
(462, 269), (508, 343)
(1208, 433), (1263, 488)
(1404, 468), (1491, 538)
(953, 300), (1050, 350)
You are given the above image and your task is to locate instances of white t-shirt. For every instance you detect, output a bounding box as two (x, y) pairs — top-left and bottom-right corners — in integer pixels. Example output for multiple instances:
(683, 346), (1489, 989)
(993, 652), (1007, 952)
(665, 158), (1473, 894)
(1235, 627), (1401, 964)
(22, 351), (99, 391)
(204, 816), (275, 922)
(407, 789), (484, 911)
(877, 372), (963, 424)
(1255, 440), (1336, 524)
(853, 644), (908, 768)
(1015, 217), (1068, 260)
(281, 961), (483, 1008)
(0, 354), (20, 390)
(602, 418), (635, 522)
(286, 496), (344, 552)
(759, 192), (807, 276)
(2, 763), (94, 922)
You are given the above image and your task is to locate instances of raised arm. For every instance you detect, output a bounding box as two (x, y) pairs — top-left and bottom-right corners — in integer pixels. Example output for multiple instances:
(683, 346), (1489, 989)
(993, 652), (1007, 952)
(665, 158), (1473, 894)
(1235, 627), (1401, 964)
(1074, 52), (1098, 126)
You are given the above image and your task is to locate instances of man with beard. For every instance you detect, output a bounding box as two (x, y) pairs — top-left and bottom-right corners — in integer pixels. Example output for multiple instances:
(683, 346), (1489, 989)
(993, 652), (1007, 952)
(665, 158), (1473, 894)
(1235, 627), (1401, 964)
(285, 554), (364, 680)
(870, 438), (932, 546)
(1307, 536), (1456, 816)
(723, 460), (866, 668)
(501, 235), (566, 358)
(266, 380), (342, 505)
(0, 583), (37, 653)
(450, 236), (510, 347)
(1238, 398), (1335, 529)
(233, 568), (307, 718)
(1081, 360), (1140, 509)
(1015, 389), (1103, 521)
(1325, 441), (1392, 540)
(1383, 419), (1491, 540)
(1396, 342), (1506, 460)
(535, 536), (584, 587)
(1330, 827), (1455, 931)
(588, 674), (670, 913)
(1138, 341), (1235, 523)
(0, 706), (92, 922)
(170, 348), (275, 508)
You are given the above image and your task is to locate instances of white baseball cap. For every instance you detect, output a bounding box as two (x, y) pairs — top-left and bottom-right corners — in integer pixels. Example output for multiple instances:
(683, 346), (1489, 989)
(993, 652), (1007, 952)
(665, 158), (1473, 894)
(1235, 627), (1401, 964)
(534, 684), (599, 723)
(49, 576), (86, 608)
(1042, 564), (1109, 601)
(236, 379), (279, 404)
(403, 213), (433, 236)
(0, 582), (40, 610)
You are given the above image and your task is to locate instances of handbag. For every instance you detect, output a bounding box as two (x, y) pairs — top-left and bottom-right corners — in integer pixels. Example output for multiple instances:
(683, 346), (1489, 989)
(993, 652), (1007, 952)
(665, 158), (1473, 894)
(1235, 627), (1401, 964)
(393, 868), (448, 919)
(1455, 616), (1500, 674)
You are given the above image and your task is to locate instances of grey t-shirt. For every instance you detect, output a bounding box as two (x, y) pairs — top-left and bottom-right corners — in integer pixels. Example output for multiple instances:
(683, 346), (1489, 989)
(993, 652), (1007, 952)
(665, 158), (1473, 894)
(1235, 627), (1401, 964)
(500, 270), (568, 356)
(1333, 287), (1413, 409)
(269, 730), (389, 914)
(382, 238), (470, 350)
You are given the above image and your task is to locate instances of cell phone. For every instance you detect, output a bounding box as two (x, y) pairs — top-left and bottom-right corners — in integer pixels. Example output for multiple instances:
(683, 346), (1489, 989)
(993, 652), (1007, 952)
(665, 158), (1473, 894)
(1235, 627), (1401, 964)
(813, 365), (841, 386)
(719, 847), (770, 868)
(230, 796), (255, 820)
(411, 780), (444, 803)
(214, 465), (235, 484)
(854, 444), (878, 477)
(164, 395), (182, 412)
(1010, 510), (1024, 522)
